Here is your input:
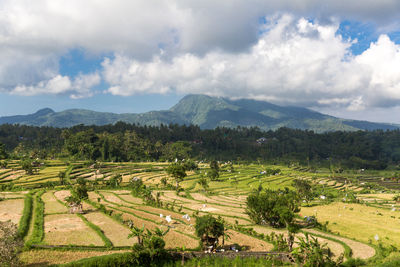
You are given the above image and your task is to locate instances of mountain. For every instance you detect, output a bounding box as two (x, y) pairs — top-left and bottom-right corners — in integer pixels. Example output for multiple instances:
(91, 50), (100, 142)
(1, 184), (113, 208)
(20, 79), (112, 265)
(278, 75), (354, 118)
(1, 94), (399, 132)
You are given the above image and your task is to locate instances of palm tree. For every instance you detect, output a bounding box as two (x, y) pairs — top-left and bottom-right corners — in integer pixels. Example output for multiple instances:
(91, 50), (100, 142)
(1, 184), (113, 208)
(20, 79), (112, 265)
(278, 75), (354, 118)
(128, 224), (145, 245)
(153, 227), (169, 237)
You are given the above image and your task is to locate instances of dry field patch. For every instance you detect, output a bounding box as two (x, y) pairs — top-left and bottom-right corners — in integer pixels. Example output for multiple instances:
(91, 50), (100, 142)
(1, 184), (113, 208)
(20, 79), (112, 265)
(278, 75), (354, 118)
(190, 193), (243, 208)
(83, 212), (134, 246)
(105, 207), (198, 249)
(226, 230), (273, 251)
(111, 190), (131, 194)
(0, 198), (24, 224)
(0, 192), (26, 199)
(1, 170), (24, 181)
(42, 191), (68, 214)
(208, 195), (245, 206)
(108, 208), (159, 231)
(163, 230), (198, 249)
(360, 193), (396, 201)
(20, 249), (129, 266)
(44, 214), (104, 246)
(55, 190), (95, 211)
(117, 194), (143, 204)
(100, 191), (125, 204)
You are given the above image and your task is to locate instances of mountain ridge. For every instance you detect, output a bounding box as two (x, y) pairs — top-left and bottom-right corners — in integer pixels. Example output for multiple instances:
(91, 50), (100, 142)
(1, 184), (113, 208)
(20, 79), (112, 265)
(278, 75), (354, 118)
(1, 94), (399, 132)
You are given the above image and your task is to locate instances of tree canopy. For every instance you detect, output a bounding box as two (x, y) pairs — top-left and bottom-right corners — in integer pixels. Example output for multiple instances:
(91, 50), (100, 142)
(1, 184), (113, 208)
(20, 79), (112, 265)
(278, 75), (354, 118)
(246, 188), (300, 228)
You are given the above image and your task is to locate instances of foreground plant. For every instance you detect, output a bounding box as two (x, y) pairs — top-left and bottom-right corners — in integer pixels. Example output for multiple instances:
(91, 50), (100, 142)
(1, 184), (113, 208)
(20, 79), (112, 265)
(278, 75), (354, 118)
(0, 221), (24, 267)
(292, 233), (343, 267)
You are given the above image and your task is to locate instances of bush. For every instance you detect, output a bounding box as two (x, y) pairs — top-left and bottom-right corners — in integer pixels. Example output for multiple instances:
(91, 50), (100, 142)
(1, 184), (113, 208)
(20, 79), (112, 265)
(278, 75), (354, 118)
(0, 220), (24, 267)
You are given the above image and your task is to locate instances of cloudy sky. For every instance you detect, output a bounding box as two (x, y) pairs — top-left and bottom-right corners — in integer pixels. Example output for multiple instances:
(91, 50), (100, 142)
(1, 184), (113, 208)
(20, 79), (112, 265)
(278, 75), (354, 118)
(1, 0), (400, 123)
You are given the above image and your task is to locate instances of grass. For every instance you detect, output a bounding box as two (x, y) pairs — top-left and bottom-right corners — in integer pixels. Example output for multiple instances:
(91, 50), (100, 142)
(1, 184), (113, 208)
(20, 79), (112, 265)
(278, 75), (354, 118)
(17, 191), (33, 238)
(28, 190), (45, 245)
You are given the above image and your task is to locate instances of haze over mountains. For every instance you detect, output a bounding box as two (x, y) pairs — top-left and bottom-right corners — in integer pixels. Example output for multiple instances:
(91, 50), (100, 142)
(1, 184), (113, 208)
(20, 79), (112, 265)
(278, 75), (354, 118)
(0, 94), (398, 133)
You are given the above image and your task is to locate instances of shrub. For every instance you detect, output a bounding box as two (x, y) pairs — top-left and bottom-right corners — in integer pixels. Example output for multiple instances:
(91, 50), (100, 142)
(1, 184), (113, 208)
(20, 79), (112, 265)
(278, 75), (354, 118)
(0, 220), (24, 267)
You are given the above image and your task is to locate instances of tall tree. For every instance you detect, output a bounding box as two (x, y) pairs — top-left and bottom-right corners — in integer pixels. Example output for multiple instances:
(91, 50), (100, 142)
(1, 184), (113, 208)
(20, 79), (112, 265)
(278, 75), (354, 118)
(166, 163), (187, 190)
(0, 142), (7, 159)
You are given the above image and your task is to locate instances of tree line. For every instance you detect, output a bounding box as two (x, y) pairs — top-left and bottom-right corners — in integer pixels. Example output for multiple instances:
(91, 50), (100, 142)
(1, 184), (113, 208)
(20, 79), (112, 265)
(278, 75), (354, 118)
(1, 122), (400, 169)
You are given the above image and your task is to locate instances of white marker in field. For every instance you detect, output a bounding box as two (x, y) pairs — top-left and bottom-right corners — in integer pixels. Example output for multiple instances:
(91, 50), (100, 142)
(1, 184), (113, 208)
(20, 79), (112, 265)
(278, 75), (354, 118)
(374, 234), (379, 241)
(166, 215), (172, 223)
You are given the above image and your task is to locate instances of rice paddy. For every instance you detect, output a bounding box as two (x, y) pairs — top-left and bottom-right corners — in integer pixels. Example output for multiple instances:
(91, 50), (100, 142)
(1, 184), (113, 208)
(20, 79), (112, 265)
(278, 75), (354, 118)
(2, 160), (397, 265)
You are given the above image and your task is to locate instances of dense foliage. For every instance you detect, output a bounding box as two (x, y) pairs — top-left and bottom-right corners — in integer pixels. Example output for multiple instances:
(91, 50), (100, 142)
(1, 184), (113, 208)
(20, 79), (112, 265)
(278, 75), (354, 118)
(246, 188), (300, 227)
(195, 215), (225, 247)
(1, 123), (400, 168)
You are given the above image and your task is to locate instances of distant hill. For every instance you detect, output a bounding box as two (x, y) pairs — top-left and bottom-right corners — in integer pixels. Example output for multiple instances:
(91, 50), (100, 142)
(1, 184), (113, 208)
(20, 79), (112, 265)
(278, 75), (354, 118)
(1, 94), (399, 132)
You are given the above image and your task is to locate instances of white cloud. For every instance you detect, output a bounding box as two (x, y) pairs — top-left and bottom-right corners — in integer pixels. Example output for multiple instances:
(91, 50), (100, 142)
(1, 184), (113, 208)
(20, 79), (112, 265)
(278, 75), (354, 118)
(101, 14), (400, 111)
(11, 73), (100, 98)
(0, 0), (400, 105)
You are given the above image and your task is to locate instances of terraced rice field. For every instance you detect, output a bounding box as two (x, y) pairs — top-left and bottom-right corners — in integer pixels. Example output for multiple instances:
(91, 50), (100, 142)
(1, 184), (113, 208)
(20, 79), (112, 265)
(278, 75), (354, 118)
(1, 161), (391, 265)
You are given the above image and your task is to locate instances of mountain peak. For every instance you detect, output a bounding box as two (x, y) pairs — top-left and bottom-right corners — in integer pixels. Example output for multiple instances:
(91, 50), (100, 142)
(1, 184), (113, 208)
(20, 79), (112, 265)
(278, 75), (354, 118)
(34, 108), (55, 116)
(0, 95), (399, 132)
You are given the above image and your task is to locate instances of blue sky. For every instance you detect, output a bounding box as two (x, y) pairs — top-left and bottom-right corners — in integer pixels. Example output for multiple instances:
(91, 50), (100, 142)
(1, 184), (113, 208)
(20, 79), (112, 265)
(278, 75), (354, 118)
(1, 1), (400, 123)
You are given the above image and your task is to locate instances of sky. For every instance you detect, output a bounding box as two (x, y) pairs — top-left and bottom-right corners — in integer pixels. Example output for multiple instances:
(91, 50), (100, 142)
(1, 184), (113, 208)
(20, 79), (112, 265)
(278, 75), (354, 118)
(1, 1), (400, 123)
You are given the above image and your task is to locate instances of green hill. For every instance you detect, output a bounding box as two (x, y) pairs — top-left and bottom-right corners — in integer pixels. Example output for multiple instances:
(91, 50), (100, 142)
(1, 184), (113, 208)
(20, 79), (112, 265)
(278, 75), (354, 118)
(0, 94), (398, 132)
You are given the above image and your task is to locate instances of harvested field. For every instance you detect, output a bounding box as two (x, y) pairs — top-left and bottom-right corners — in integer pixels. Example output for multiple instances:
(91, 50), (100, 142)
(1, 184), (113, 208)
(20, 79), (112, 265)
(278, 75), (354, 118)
(105, 206), (198, 249)
(54, 190), (71, 202)
(20, 249), (130, 266)
(44, 214), (104, 246)
(42, 191), (68, 214)
(1, 170), (24, 181)
(0, 198), (24, 224)
(225, 230), (273, 251)
(360, 193), (396, 201)
(55, 190), (95, 211)
(99, 191), (125, 204)
(163, 229), (199, 249)
(117, 194), (143, 204)
(83, 212), (133, 246)
(0, 192), (26, 199)
(190, 193), (243, 208)
(108, 207), (159, 230)
(110, 190), (131, 194)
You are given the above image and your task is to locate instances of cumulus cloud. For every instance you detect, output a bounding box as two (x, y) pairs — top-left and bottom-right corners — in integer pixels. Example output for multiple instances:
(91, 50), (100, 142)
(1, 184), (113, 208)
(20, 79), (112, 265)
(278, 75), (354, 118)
(1, 0), (400, 105)
(11, 73), (100, 98)
(101, 14), (400, 111)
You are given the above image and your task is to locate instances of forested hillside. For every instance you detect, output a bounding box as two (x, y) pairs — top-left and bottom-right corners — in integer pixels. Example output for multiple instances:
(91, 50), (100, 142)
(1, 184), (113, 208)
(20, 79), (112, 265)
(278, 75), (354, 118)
(1, 122), (399, 169)
(1, 95), (399, 132)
